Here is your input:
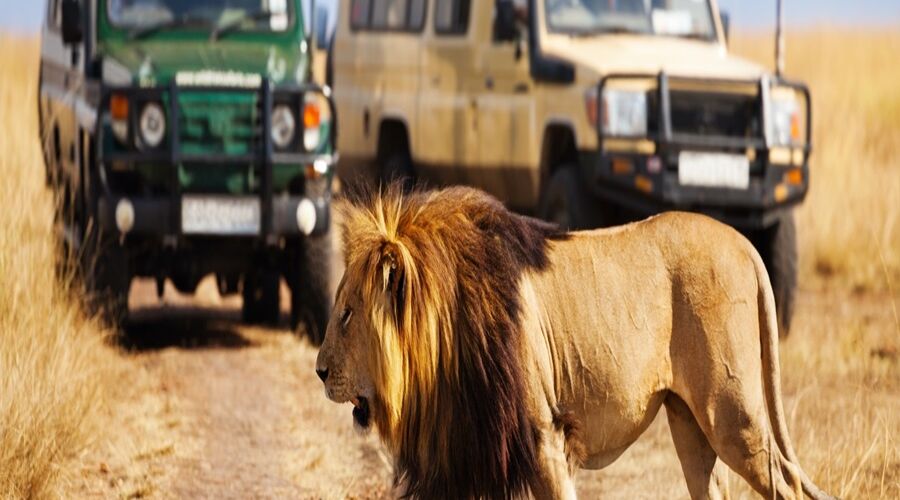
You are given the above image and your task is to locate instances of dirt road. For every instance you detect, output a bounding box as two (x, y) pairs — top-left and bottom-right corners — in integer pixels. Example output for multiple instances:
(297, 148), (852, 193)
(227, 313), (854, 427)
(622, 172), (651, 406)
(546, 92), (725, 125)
(67, 277), (393, 499)
(67, 277), (899, 499)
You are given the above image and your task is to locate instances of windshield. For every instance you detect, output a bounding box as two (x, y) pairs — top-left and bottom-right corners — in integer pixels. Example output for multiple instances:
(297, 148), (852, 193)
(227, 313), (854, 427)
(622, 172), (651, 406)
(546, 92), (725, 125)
(107, 0), (293, 32)
(545, 0), (716, 40)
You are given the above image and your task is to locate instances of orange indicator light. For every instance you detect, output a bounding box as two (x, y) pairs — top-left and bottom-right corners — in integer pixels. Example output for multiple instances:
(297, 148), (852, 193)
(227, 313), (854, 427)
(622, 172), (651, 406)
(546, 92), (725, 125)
(304, 103), (321, 129)
(110, 94), (129, 120)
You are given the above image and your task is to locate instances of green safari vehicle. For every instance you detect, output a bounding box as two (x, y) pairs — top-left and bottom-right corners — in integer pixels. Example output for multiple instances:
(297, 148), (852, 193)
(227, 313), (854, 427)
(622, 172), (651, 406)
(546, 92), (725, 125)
(39, 0), (336, 341)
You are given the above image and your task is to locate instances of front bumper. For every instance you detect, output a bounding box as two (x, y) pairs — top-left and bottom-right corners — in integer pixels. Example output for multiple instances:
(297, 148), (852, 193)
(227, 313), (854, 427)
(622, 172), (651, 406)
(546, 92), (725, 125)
(581, 150), (806, 229)
(587, 73), (812, 229)
(97, 193), (331, 238)
(94, 80), (336, 240)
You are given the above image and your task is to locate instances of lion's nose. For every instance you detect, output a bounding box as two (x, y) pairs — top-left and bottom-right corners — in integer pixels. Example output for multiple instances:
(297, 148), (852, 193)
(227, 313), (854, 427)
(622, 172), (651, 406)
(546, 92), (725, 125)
(316, 367), (329, 382)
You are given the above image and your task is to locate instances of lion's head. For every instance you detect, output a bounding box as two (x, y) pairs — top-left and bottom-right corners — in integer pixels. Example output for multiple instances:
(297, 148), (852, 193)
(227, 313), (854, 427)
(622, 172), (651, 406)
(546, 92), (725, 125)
(316, 185), (563, 498)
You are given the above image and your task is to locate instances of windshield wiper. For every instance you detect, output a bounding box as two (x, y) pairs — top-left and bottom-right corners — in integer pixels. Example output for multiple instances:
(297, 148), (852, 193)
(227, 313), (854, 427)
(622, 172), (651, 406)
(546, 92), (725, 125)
(675, 33), (714, 42)
(128, 14), (211, 40)
(569, 26), (648, 38)
(210, 11), (273, 41)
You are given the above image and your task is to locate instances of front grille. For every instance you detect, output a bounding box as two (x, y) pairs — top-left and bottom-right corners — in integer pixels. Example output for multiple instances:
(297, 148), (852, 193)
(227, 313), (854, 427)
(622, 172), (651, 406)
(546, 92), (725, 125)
(178, 92), (259, 155)
(668, 91), (761, 139)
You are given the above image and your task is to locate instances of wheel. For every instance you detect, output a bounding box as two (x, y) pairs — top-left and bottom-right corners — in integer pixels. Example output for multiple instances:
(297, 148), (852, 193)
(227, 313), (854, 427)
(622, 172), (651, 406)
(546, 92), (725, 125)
(242, 267), (281, 326)
(81, 228), (130, 327)
(61, 125), (129, 326)
(756, 212), (798, 337)
(380, 149), (415, 190)
(286, 232), (334, 344)
(538, 165), (615, 230)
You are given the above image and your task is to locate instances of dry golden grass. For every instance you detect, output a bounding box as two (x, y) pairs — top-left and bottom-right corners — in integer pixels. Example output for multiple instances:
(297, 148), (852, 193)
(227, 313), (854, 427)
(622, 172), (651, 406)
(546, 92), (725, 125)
(732, 29), (900, 293)
(731, 35), (900, 495)
(0, 36), (123, 499)
(729, 31), (900, 498)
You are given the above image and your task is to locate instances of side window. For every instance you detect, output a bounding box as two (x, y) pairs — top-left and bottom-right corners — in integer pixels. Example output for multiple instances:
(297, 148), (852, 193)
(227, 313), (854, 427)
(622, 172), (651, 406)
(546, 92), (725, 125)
(48, 0), (62, 31)
(352, 0), (427, 31)
(372, 0), (408, 29)
(408, 0), (426, 30)
(435, 0), (469, 35)
(350, 0), (372, 29)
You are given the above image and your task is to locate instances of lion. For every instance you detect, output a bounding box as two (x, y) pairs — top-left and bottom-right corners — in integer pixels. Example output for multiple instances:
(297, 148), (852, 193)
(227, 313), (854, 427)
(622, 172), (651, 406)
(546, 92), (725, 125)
(315, 185), (833, 500)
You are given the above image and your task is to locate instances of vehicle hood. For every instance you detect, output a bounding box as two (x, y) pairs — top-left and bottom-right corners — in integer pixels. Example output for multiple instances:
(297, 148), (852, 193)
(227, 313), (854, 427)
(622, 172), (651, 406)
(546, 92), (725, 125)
(100, 40), (307, 86)
(543, 35), (767, 82)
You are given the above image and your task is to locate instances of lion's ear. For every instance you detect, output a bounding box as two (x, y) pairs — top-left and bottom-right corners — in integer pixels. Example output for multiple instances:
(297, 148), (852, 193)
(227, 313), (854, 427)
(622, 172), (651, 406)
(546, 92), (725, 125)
(380, 242), (406, 324)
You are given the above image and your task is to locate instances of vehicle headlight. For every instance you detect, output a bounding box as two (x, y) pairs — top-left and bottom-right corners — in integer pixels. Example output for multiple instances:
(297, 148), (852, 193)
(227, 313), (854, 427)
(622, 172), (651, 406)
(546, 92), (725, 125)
(302, 93), (331, 152)
(602, 89), (648, 137)
(272, 104), (296, 149)
(770, 93), (801, 146)
(138, 102), (166, 149)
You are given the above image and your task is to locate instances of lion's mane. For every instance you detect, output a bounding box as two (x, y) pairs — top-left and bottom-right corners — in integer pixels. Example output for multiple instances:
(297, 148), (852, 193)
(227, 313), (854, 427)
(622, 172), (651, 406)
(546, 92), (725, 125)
(338, 185), (565, 499)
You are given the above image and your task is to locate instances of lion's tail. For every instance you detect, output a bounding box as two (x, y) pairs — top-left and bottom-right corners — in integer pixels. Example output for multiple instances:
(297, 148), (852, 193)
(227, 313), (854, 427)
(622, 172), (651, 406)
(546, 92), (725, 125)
(753, 250), (835, 500)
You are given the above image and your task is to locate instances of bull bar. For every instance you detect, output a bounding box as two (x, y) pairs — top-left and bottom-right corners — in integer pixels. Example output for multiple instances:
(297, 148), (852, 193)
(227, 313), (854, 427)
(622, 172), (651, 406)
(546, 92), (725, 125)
(93, 79), (337, 240)
(586, 72), (812, 229)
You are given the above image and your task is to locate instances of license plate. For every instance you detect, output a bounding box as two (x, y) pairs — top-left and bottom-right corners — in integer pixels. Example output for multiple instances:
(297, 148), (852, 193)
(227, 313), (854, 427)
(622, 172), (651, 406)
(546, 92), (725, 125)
(678, 152), (750, 190)
(181, 196), (260, 235)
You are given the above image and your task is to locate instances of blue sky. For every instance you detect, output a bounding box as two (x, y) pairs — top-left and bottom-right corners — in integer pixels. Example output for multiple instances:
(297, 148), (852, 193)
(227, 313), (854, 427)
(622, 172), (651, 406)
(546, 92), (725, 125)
(0, 0), (898, 33)
(718, 0), (900, 28)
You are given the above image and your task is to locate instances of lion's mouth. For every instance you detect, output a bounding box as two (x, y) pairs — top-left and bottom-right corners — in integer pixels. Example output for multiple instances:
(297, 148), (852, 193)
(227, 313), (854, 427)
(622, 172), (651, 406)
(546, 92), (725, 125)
(351, 396), (370, 429)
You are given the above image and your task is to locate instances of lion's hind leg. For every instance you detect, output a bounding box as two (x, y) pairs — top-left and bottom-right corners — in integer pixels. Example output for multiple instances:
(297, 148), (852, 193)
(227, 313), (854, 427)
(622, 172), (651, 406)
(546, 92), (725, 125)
(679, 385), (803, 499)
(665, 393), (730, 500)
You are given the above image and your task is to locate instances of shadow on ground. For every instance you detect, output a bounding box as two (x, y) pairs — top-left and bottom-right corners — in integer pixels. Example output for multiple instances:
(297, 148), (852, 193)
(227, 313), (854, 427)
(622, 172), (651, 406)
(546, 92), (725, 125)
(120, 306), (258, 351)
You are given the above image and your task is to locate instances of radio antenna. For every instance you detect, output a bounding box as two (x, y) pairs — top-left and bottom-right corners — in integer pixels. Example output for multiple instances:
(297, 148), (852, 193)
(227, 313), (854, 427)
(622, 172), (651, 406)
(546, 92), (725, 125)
(775, 0), (785, 76)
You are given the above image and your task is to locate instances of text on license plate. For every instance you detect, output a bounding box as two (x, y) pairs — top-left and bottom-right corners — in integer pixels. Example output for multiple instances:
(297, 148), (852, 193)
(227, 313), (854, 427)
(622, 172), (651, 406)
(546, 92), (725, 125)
(678, 152), (750, 190)
(181, 196), (260, 235)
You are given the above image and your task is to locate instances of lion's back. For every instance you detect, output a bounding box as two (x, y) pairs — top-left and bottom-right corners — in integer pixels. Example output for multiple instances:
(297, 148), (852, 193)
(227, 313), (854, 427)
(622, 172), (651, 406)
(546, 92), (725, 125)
(534, 210), (762, 365)
(566, 211), (759, 281)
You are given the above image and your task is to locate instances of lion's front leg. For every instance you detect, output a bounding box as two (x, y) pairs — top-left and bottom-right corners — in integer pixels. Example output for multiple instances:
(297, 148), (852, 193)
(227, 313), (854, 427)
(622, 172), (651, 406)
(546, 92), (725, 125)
(529, 427), (577, 500)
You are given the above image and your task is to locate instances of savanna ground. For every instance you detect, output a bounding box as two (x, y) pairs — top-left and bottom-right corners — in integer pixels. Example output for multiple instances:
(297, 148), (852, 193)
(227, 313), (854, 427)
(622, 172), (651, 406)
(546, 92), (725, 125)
(1, 29), (898, 499)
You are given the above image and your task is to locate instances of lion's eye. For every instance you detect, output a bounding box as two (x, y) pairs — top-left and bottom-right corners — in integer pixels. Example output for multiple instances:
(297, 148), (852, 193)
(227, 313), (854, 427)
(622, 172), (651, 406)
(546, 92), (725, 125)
(341, 307), (353, 328)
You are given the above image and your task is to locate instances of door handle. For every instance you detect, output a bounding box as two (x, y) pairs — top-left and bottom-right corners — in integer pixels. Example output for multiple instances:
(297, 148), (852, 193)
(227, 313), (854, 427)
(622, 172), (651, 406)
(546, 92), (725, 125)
(485, 76), (494, 90)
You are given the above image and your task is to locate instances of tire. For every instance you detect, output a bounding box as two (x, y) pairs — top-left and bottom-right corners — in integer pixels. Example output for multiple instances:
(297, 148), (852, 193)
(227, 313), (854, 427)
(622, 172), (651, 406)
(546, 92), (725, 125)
(242, 267), (281, 326)
(538, 166), (615, 230)
(286, 232), (334, 344)
(757, 212), (798, 337)
(81, 229), (130, 327)
(380, 150), (415, 190)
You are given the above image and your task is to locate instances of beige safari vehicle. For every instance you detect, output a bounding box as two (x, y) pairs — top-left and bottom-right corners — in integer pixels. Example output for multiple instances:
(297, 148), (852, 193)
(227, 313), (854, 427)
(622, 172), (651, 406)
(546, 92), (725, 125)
(331, 0), (811, 332)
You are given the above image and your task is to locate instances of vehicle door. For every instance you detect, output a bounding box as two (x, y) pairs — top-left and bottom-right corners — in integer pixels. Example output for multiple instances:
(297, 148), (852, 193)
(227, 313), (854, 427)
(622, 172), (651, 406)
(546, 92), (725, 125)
(40, 0), (83, 192)
(415, 0), (479, 186)
(370, 0), (426, 154)
(335, 0), (424, 173)
(475, 0), (535, 208)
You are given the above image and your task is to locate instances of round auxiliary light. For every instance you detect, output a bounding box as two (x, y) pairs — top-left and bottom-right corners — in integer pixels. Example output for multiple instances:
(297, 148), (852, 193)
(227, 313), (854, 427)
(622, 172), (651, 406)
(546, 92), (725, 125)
(138, 102), (166, 149)
(296, 198), (317, 236)
(272, 104), (296, 149)
(115, 198), (135, 234)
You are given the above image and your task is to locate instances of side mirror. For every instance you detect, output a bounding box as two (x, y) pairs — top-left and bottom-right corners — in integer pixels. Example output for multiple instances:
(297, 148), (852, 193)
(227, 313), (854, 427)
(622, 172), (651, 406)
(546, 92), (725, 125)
(494, 0), (519, 43)
(61, 0), (83, 45)
(720, 10), (730, 44)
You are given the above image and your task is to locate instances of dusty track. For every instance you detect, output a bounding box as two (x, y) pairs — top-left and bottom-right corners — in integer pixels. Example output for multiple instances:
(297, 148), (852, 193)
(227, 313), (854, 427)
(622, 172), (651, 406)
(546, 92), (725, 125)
(68, 279), (899, 499)
(68, 279), (392, 499)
